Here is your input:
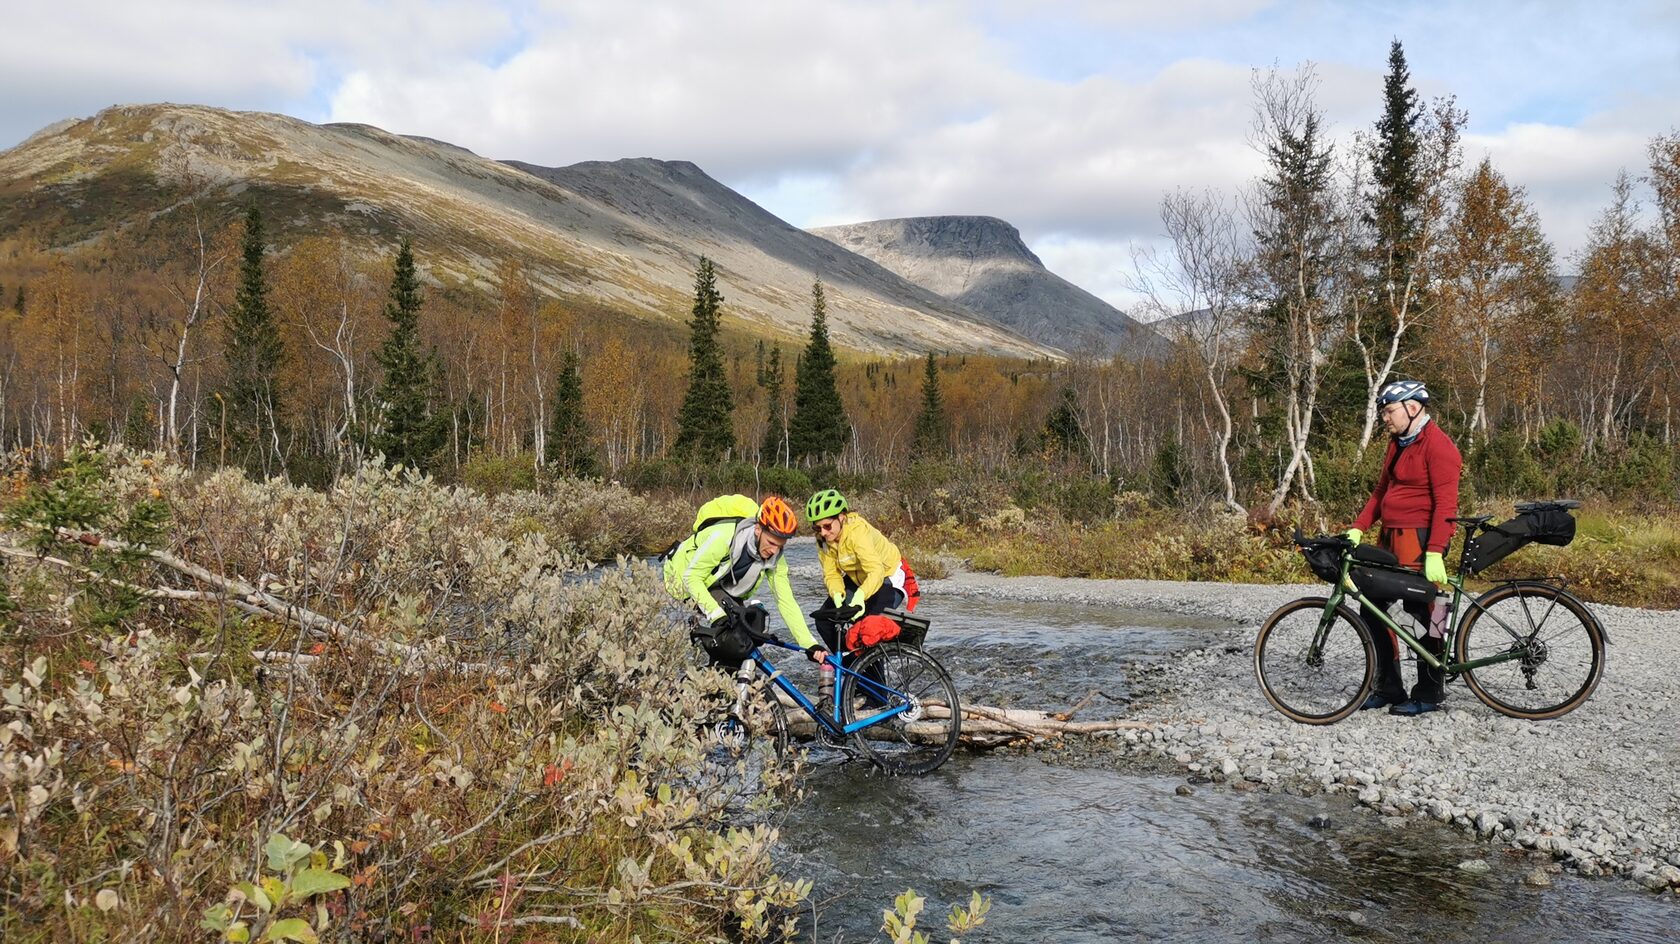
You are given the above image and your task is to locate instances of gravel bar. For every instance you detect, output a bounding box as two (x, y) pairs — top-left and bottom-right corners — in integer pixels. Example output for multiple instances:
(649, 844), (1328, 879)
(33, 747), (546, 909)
(934, 568), (1680, 895)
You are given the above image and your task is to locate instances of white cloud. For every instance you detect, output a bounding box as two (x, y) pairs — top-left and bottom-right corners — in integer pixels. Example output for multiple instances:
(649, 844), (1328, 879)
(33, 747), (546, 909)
(328, 0), (1009, 177)
(3, 0), (1677, 296)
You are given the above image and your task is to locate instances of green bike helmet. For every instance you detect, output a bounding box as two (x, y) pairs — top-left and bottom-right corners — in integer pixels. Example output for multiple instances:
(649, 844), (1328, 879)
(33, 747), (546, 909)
(806, 488), (849, 523)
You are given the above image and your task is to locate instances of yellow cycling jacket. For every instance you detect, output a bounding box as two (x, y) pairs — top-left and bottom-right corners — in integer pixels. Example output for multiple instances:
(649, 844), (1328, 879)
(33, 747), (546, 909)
(817, 513), (902, 608)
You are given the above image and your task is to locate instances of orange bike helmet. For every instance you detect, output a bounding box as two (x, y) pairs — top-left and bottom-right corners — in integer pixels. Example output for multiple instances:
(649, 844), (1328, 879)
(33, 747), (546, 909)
(757, 496), (798, 538)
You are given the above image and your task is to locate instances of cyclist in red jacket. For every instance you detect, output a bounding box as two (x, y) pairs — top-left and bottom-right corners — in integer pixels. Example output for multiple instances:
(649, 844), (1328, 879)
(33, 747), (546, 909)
(1347, 380), (1462, 717)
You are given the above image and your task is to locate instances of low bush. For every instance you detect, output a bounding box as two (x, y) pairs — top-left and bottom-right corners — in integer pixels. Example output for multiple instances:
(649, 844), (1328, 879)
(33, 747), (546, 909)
(0, 447), (810, 941)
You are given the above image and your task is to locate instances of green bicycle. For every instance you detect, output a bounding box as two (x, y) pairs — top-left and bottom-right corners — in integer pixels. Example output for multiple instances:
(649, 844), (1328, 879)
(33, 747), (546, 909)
(1255, 500), (1608, 725)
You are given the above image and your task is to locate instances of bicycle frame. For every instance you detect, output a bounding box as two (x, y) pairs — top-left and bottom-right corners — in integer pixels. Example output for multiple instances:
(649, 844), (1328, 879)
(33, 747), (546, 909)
(1315, 555), (1560, 675)
(741, 637), (913, 737)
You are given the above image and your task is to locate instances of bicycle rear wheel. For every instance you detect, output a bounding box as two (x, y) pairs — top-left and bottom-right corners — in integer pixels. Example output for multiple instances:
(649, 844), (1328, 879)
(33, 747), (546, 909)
(840, 643), (961, 775)
(1454, 582), (1605, 720)
(1254, 597), (1375, 725)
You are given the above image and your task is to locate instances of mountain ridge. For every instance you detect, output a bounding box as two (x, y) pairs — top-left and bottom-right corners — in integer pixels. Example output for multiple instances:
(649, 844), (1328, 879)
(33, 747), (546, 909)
(0, 103), (1057, 358)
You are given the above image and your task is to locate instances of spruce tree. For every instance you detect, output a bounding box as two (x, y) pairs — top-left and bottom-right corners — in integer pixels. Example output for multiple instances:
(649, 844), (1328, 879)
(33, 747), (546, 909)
(911, 351), (949, 459)
(1040, 386), (1089, 462)
(673, 257), (735, 461)
(760, 344), (788, 465)
(1369, 40), (1423, 291)
(787, 278), (850, 461)
(223, 205), (285, 475)
(372, 238), (445, 471)
(545, 350), (597, 476)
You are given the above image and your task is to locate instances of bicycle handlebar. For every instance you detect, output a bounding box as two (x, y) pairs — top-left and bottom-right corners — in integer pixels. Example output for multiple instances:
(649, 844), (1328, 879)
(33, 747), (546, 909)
(1292, 526), (1353, 550)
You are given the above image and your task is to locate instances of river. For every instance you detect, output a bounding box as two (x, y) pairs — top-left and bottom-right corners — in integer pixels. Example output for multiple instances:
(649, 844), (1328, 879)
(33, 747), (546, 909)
(769, 572), (1680, 942)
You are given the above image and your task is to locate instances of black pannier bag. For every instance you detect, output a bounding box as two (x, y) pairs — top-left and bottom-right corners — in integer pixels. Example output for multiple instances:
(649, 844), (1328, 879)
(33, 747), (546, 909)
(1461, 504), (1578, 575)
(880, 607), (930, 648)
(1347, 545), (1438, 605)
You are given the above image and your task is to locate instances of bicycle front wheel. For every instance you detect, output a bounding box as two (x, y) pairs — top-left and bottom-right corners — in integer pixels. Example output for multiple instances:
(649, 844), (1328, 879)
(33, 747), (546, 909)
(1455, 582), (1605, 720)
(1254, 597), (1375, 725)
(840, 643), (962, 775)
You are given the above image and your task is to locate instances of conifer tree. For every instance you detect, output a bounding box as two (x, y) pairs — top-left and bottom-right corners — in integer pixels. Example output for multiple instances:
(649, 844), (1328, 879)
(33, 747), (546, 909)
(1369, 40), (1423, 307)
(674, 257), (734, 461)
(223, 205), (284, 476)
(911, 350), (949, 459)
(1321, 37), (1425, 432)
(760, 344), (788, 465)
(1040, 387), (1089, 461)
(11, 285), (21, 315)
(372, 238), (445, 471)
(787, 278), (850, 461)
(545, 350), (597, 476)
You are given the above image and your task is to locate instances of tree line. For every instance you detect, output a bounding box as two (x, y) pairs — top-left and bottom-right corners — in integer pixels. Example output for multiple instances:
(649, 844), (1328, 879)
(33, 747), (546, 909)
(0, 42), (1675, 512)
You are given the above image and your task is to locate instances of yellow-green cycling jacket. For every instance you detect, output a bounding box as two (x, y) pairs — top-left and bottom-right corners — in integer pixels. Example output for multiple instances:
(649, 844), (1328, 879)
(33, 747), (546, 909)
(661, 518), (819, 649)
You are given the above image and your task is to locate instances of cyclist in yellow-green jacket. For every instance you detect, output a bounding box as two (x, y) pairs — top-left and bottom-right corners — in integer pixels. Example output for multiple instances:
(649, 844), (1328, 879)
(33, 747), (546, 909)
(662, 496), (827, 668)
(805, 489), (920, 653)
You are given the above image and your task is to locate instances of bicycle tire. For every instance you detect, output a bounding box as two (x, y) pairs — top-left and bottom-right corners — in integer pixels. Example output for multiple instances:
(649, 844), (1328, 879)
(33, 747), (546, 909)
(1454, 582), (1605, 720)
(840, 643), (961, 775)
(1254, 596), (1376, 725)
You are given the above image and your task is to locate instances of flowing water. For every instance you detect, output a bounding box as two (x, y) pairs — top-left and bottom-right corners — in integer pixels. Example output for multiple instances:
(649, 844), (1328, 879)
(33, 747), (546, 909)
(768, 569), (1680, 942)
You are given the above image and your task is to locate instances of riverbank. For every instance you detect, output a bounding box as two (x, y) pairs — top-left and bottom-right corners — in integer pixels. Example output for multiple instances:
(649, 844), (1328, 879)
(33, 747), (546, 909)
(932, 567), (1680, 895)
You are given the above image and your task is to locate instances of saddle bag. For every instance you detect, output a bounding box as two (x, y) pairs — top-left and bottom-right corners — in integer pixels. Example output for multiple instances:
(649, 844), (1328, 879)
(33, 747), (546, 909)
(1461, 505), (1578, 575)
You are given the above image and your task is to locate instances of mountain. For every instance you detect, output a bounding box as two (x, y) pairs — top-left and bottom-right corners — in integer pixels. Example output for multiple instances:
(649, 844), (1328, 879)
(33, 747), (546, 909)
(0, 104), (1055, 358)
(810, 216), (1162, 356)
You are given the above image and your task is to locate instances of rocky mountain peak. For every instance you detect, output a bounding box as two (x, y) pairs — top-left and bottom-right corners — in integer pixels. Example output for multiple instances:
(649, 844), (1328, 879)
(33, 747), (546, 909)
(820, 215), (1043, 268)
(811, 216), (1161, 356)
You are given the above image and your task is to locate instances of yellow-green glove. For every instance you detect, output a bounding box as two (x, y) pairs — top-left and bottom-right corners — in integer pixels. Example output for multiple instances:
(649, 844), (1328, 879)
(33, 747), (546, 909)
(1424, 551), (1447, 585)
(1345, 528), (1363, 546)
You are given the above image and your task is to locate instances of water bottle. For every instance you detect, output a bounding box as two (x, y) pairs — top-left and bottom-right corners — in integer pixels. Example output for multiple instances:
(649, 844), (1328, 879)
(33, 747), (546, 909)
(1427, 593), (1450, 640)
(819, 660), (835, 706)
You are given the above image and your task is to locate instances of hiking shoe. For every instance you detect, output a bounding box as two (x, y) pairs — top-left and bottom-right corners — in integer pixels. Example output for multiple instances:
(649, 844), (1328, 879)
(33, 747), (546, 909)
(1360, 692), (1403, 711)
(1387, 699), (1439, 717)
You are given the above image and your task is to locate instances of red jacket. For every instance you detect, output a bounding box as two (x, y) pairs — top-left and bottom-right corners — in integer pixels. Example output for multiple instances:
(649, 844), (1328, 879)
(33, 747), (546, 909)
(1353, 419), (1463, 553)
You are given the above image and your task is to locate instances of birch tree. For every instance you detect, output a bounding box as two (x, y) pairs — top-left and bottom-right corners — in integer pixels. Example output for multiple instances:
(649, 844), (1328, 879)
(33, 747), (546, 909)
(1134, 188), (1248, 511)
(1244, 65), (1350, 516)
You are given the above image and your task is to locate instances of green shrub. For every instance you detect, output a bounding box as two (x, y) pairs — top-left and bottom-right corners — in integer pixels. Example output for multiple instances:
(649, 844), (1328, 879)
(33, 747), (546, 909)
(460, 449), (538, 495)
(1472, 430), (1546, 498)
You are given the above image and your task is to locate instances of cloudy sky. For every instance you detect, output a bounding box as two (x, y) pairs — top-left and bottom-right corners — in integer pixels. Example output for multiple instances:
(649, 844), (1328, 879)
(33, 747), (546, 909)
(4, 0), (1676, 309)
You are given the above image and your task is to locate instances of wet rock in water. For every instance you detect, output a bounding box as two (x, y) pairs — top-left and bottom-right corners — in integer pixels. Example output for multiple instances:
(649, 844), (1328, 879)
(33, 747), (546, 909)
(1523, 867), (1554, 888)
(1176, 784), (1196, 797)
(1347, 910), (1367, 926)
(1307, 814), (1332, 829)
(1457, 859), (1492, 874)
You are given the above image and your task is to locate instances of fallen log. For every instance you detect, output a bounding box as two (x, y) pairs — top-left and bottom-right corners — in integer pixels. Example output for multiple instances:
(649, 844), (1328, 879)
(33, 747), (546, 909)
(776, 697), (1153, 747)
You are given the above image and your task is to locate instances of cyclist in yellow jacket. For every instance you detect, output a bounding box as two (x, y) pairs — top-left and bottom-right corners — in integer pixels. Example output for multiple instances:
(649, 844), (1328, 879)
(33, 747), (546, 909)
(805, 489), (920, 653)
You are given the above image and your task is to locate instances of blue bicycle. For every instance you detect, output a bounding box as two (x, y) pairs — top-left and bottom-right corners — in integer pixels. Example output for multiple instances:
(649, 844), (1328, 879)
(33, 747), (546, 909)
(701, 603), (962, 776)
